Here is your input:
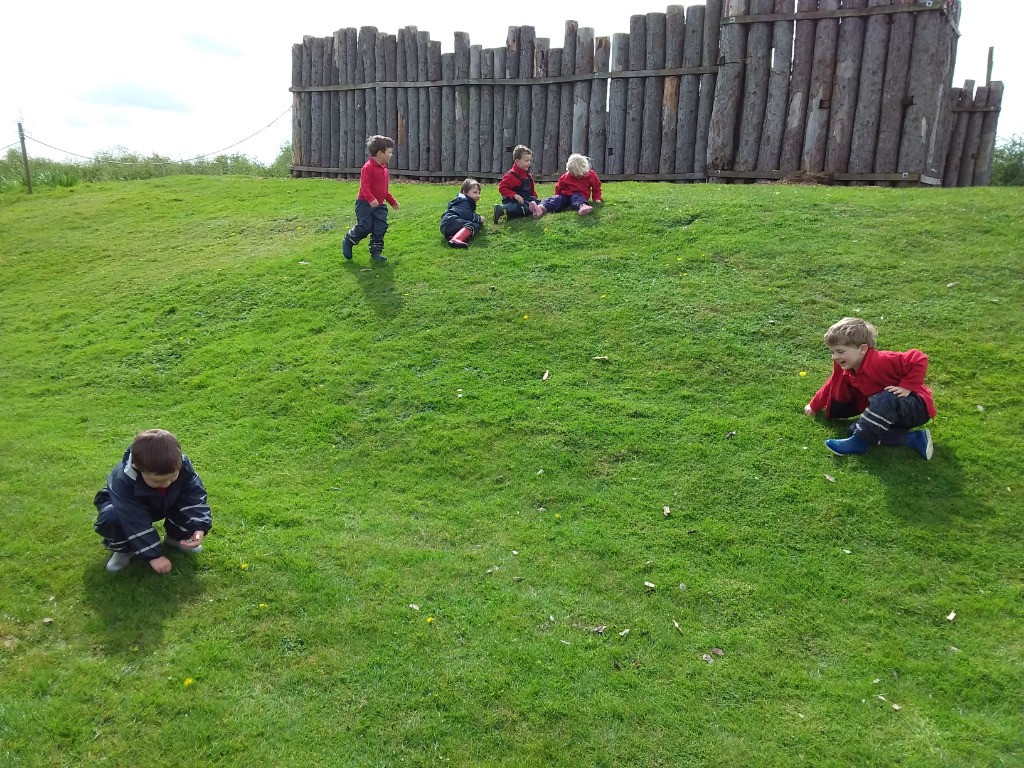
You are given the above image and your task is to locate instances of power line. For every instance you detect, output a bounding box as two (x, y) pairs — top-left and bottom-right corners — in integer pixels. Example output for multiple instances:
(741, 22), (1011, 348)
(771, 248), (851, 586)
(21, 106), (292, 166)
(1, 140), (20, 152)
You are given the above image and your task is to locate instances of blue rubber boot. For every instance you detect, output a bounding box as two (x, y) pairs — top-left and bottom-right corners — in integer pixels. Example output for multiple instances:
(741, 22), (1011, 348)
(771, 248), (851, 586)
(904, 429), (933, 460)
(824, 434), (869, 456)
(342, 236), (354, 260)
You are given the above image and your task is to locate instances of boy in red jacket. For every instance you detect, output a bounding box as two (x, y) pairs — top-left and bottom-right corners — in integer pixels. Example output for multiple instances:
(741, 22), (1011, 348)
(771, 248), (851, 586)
(538, 153), (603, 216)
(804, 317), (935, 459)
(342, 135), (400, 263)
(494, 145), (543, 223)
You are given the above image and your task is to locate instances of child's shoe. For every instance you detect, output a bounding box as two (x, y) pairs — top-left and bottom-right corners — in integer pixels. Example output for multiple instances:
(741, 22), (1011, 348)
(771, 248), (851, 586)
(106, 551), (132, 572)
(370, 254), (388, 263)
(448, 226), (473, 248)
(904, 429), (933, 460)
(578, 204), (593, 216)
(342, 236), (353, 260)
(824, 434), (869, 456)
(493, 204), (504, 224)
(165, 537), (203, 554)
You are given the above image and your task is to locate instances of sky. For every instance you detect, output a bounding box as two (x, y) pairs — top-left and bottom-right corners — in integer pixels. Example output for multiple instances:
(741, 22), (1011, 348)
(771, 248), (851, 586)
(2, 1), (1019, 166)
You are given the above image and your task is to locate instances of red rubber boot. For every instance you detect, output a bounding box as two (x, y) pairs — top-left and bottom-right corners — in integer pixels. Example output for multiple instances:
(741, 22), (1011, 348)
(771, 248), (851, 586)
(448, 226), (473, 248)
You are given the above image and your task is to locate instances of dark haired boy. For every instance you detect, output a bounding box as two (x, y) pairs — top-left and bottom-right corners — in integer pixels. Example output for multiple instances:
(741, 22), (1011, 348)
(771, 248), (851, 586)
(94, 429), (212, 573)
(804, 317), (935, 459)
(494, 144), (543, 223)
(342, 135), (400, 263)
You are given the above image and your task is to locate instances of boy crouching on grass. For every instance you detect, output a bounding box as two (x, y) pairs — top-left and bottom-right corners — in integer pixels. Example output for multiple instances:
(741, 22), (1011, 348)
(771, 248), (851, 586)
(804, 317), (935, 459)
(94, 429), (212, 573)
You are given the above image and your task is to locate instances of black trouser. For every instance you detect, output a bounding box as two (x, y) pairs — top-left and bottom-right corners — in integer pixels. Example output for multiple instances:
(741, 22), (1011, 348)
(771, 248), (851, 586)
(498, 196), (539, 219)
(440, 217), (481, 239)
(832, 391), (930, 444)
(345, 200), (388, 256)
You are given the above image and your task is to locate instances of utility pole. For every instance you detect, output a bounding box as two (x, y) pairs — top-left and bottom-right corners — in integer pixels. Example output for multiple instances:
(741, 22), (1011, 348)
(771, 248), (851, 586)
(17, 122), (32, 194)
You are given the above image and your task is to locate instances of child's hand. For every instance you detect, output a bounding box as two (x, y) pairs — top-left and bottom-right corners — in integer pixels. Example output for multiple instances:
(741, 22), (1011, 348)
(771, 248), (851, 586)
(885, 385), (911, 397)
(391, 201), (400, 210)
(178, 530), (205, 549)
(369, 199), (380, 208)
(594, 199), (603, 203)
(513, 194), (524, 204)
(804, 403), (815, 416)
(150, 556), (173, 574)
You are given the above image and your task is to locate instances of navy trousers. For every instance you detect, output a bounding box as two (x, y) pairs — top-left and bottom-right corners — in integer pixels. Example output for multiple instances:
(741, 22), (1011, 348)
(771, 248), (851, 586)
(94, 502), (194, 553)
(540, 192), (588, 212)
(498, 196), (539, 220)
(345, 200), (389, 256)
(831, 391), (930, 444)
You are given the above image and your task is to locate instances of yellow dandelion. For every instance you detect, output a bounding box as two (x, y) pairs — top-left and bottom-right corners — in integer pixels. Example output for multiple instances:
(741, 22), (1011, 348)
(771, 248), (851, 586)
(676, 257), (682, 261)
(426, 616), (434, 624)
(241, 563), (249, 570)
(523, 314), (529, 320)
(183, 678), (194, 687)
(555, 513), (562, 519)
(259, 603), (268, 609)
(799, 371), (807, 377)
(131, 645), (139, 652)
(601, 294), (607, 298)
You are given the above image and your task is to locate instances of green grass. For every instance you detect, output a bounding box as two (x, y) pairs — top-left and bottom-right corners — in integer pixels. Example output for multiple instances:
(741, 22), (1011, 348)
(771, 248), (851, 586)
(1, 176), (1022, 767)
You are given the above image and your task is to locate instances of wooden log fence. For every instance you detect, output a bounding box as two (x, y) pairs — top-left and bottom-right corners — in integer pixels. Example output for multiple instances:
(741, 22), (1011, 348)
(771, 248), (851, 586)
(291, 0), (1003, 186)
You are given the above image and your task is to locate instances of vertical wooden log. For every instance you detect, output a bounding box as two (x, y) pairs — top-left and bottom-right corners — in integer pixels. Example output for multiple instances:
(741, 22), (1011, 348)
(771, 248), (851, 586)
(470, 44), (482, 176)
(695, 0), (722, 175)
(544, 48), (563, 176)
(375, 33), (387, 141)
(926, 84), (958, 182)
(531, 39), (549, 176)
(403, 27), (420, 171)
(504, 27), (521, 167)
(396, 29), (409, 170)
(493, 48), (507, 172)
(735, 0), (774, 173)
(801, 0), (840, 173)
(957, 85), (988, 186)
(327, 36), (339, 176)
(359, 28), (378, 141)
(823, 0), (867, 176)
(848, 0), (892, 180)
(942, 81), (973, 187)
(344, 29), (357, 176)
(559, 22), (577, 166)
(607, 34), (628, 175)
(322, 36), (333, 173)
(780, 0), (816, 174)
(518, 27), (535, 156)
(455, 32), (471, 174)
(589, 36), (610, 173)
(428, 40), (442, 174)
(574, 27), (595, 154)
(676, 5), (704, 175)
(291, 43), (302, 175)
(873, 0), (916, 181)
(898, 5), (951, 179)
(416, 31), (430, 174)
(660, 6), (685, 175)
(640, 13), (665, 173)
(624, 15), (646, 175)
(331, 35), (342, 176)
(301, 38), (313, 177)
(756, 0), (794, 172)
(480, 49), (495, 175)
(309, 37), (323, 175)
(973, 81), (1003, 186)
(442, 53), (455, 175)
(707, 0), (748, 178)
(384, 34), (398, 164)
(923, 15), (960, 182)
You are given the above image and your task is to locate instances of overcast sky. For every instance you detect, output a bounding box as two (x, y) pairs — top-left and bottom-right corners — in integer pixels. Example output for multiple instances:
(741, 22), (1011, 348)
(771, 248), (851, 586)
(2, 1), (1018, 165)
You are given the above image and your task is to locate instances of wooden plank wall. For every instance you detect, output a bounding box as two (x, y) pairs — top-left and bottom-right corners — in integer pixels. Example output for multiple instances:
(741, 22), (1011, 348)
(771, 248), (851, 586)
(290, 0), (1002, 187)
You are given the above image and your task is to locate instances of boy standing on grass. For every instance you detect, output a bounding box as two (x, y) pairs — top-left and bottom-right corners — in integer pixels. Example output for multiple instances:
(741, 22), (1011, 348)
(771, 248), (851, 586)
(440, 178), (485, 248)
(494, 145), (544, 223)
(804, 317), (935, 459)
(537, 153), (603, 216)
(94, 429), (212, 573)
(342, 135), (400, 263)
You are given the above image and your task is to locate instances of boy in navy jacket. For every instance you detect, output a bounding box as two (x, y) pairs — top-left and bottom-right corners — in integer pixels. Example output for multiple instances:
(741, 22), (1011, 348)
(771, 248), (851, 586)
(494, 145), (543, 223)
(440, 179), (485, 248)
(805, 317), (936, 459)
(94, 429), (212, 573)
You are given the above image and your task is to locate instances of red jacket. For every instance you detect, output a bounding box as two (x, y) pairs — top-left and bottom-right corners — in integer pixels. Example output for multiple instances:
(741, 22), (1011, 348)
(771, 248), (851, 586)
(554, 169), (602, 202)
(498, 163), (537, 200)
(809, 347), (936, 418)
(357, 158), (398, 207)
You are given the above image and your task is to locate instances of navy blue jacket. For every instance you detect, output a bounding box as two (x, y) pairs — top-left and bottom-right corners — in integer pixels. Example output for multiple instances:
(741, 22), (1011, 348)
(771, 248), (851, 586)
(94, 449), (212, 559)
(439, 194), (483, 237)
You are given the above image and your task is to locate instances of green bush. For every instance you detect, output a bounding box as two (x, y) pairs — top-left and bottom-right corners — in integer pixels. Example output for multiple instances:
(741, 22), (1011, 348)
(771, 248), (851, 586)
(990, 134), (1024, 186)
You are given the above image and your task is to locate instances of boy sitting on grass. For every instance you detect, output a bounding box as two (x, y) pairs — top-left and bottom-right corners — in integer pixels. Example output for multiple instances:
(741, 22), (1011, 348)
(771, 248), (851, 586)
(94, 429), (212, 573)
(804, 317), (935, 459)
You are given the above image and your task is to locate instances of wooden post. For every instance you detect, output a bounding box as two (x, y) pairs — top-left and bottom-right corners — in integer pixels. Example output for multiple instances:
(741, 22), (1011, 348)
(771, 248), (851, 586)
(531, 39), (549, 177)
(417, 31), (430, 174)
(590, 36), (610, 174)
(344, 29), (358, 176)
(544, 48), (563, 176)
(504, 27), (520, 169)
(926, 83), (959, 183)
(624, 14), (646, 175)
(922, 12), (960, 182)
(455, 32), (471, 174)
(707, 0), (748, 179)
(358, 28), (378, 142)
(640, 12), (666, 173)
(310, 36), (323, 175)
(735, 0), (774, 174)
(301, 37), (313, 177)
(375, 32), (387, 143)
(780, 0), (816, 174)
(403, 27), (420, 171)
(559, 22), (577, 167)
(801, 0), (840, 173)
(824, 0), (867, 177)
(607, 33), (628, 175)
(957, 85), (988, 186)
(384, 34), (398, 168)
(973, 81), (1003, 186)
(986, 46), (993, 85)
(480, 48), (495, 176)
(848, 0), (892, 181)
(660, 6), (684, 176)
(291, 44), (302, 176)
(329, 34), (341, 178)
(897, 4), (944, 179)
(941, 80), (973, 187)
(428, 40), (442, 174)
(695, 0), (722, 175)
(396, 29), (409, 170)
(518, 27), (536, 159)
(493, 48), (506, 172)
(442, 53), (455, 176)
(757, 0), (794, 173)
(873, 0), (915, 183)
(574, 27), (595, 155)
(676, 4), (704, 176)
(470, 44), (482, 176)
(17, 122), (32, 193)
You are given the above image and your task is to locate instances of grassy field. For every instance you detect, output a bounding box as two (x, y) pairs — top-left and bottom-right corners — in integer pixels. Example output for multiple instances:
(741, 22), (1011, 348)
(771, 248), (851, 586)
(1, 176), (1022, 767)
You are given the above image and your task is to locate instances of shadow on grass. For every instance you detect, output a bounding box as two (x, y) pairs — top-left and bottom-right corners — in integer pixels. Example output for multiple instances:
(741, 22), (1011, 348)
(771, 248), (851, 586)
(81, 552), (202, 657)
(345, 259), (403, 319)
